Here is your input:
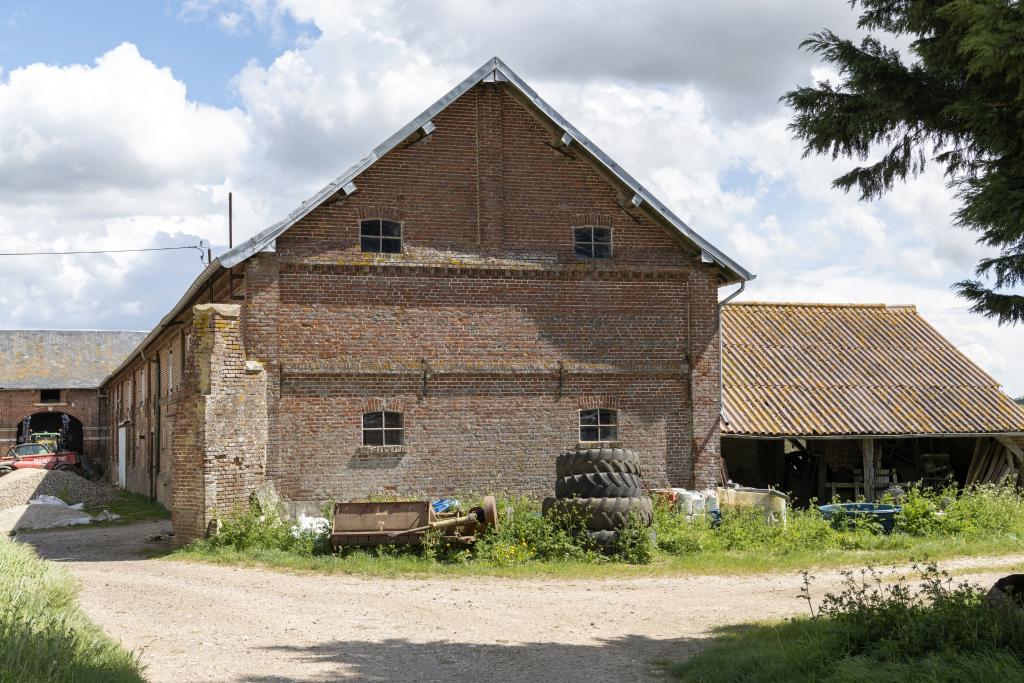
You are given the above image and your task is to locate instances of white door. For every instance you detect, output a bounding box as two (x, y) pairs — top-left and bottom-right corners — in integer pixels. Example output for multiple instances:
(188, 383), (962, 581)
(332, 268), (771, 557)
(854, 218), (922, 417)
(117, 426), (127, 488)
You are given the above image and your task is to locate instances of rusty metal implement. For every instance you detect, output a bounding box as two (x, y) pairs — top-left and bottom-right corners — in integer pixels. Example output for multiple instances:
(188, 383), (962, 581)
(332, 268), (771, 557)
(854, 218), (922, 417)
(330, 495), (498, 550)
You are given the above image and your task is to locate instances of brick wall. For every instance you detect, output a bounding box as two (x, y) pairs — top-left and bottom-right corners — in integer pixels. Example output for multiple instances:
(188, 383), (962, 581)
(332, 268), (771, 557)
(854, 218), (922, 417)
(101, 80), (732, 536)
(0, 389), (105, 462)
(170, 304), (268, 539)
(241, 83), (728, 510)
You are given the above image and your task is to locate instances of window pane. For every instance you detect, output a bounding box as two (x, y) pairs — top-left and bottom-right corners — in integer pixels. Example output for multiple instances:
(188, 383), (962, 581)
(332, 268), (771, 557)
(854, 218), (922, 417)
(580, 426), (600, 441)
(580, 409), (599, 426)
(599, 409), (617, 425)
(360, 219), (381, 236)
(381, 237), (402, 254)
(593, 243), (612, 259)
(574, 227), (592, 242)
(363, 412), (383, 428)
(592, 228), (612, 243)
(363, 430), (384, 446)
(381, 220), (402, 237)
(361, 236), (381, 252)
(384, 412), (403, 428)
(575, 242), (594, 258)
(384, 429), (404, 446)
(599, 426), (618, 441)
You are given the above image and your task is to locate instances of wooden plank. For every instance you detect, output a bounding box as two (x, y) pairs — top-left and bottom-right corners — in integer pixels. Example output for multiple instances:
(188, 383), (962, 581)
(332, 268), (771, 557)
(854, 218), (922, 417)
(995, 435), (1024, 464)
(862, 439), (875, 502)
(966, 437), (985, 485)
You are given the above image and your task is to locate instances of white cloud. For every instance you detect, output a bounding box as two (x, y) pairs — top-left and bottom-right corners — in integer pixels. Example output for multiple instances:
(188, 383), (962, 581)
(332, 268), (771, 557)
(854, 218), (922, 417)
(0, 0), (1020, 397)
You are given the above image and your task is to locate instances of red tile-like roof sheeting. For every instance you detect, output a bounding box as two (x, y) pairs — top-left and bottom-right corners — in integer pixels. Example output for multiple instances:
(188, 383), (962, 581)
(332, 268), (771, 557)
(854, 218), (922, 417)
(721, 303), (1024, 437)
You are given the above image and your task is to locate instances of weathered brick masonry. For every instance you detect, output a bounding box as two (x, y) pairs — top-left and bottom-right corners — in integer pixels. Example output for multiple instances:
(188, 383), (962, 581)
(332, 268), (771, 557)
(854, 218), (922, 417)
(101, 67), (745, 539)
(0, 389), (103, 457)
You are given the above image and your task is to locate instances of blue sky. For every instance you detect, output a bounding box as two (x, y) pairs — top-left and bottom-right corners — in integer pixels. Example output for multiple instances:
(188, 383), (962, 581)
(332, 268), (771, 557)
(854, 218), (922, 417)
(0, 0), (1020, 396)
(0, 1), (313, 107)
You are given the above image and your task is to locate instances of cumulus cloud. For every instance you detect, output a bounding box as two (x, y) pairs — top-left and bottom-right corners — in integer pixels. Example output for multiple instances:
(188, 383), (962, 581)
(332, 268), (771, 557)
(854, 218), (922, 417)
(0, 0), (1020, 395)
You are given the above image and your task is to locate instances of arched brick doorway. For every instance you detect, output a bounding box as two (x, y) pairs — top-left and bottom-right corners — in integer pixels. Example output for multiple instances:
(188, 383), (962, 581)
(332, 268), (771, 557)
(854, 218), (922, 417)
(14, 412), (84, 454)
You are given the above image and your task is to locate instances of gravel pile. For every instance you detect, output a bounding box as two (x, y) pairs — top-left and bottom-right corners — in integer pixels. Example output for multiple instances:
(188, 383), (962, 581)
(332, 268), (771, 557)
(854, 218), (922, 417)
(0, 503), (93, 533)
(0, 469), (113, 510)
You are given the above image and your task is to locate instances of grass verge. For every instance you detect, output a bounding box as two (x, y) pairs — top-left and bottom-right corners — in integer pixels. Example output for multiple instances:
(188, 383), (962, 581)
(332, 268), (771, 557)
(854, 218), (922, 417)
(84, 490), (171, 525)
(0, 538), (144, 682)
(671, 564), (1024, 681)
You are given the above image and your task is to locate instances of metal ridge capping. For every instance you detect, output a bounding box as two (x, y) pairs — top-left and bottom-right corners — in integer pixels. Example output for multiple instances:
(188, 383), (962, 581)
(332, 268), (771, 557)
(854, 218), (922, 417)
(219, 57), (754, 281)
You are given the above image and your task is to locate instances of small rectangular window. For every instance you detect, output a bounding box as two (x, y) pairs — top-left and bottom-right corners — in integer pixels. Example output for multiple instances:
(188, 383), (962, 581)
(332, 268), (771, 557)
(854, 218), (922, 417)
(579, 408), (617, 442)
(39, 389), (60, 403)
(362, 411), (404, 446)
(360, 219), (403, 253)
(574, 227), (612, 258)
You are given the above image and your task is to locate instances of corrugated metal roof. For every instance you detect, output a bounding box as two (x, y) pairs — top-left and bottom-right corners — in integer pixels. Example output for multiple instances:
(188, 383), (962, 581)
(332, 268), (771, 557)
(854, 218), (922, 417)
(721, 303), (1024, 437)
(0, 330), (147, 389)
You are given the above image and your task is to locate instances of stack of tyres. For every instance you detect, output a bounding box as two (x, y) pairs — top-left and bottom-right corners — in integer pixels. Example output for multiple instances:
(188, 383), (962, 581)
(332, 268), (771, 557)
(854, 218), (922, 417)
(544, 447), (653, 545)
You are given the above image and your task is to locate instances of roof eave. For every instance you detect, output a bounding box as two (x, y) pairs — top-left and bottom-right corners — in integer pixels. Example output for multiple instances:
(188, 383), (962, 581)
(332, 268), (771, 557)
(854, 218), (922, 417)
(219, 57), (755, 283)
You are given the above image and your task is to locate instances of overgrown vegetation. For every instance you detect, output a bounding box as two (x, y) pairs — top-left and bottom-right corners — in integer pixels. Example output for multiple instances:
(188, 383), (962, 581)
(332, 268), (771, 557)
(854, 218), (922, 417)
(172, 483), (1024, 577)
(0, 539), (144, 682)
(672, 563), (1024, 681)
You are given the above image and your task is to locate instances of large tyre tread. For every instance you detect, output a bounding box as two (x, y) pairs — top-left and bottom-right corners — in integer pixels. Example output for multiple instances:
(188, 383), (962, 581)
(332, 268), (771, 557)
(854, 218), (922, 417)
(555, 448), (642, 478)
(546, 496), (653, 531)
(555, 472), (643, 499)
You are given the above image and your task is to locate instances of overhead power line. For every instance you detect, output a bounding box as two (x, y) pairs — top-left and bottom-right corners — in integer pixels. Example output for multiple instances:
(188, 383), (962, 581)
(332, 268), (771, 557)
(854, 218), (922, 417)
(0, 245), (205, 257)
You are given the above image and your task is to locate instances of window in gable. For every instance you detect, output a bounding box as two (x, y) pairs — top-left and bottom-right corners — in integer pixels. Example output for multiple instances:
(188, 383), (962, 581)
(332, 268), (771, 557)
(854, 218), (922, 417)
(360, 219), (403, 254)
(362, 411), (404, 446)
(573, 227), (612, 258)
(39, 389), (60, 403)
(579, 408), (617, 442)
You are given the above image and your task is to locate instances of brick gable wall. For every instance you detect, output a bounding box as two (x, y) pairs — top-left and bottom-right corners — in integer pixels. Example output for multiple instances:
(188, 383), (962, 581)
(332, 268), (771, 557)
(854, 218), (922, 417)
(243, 83), (724, 510)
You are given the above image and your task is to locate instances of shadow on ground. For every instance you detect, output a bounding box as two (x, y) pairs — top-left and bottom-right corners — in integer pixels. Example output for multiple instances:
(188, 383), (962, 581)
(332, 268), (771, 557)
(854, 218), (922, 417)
(243, 634), (704, 682)
(17, 520), (174, 563)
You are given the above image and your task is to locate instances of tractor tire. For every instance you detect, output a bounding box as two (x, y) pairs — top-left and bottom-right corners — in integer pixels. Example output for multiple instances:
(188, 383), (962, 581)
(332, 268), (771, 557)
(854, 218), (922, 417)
(555, 448), (641, 478)
(586, 529), (619, 546)
(546, 496), (653, 531)
(55, 464), (76, 472)
(555, 472), (643, 499)
(541, 496), (556, 517)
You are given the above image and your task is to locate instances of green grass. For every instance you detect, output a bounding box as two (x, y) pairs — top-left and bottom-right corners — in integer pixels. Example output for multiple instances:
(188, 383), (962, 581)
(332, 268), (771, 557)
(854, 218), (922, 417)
(0, 539), (144, 682)
(168, 537), (1024, 579)
(671, 564), (1024, 681)
(83, 490), (170, 525)
(168, 484), (1024, 578)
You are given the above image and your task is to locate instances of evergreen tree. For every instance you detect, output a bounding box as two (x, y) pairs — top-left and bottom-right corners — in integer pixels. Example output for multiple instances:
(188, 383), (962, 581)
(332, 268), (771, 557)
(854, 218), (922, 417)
(782, 0), (1024, 324)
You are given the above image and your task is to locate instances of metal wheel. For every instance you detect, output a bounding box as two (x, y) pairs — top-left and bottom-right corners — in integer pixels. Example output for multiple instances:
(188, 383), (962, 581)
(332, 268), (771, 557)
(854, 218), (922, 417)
(482, 495), (499, 529)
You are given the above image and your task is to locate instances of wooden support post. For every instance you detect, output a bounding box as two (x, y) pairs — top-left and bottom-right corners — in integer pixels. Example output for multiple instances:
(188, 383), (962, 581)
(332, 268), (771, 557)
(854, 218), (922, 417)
(817, 450), (827, 503)
(862, 439), (876, 502)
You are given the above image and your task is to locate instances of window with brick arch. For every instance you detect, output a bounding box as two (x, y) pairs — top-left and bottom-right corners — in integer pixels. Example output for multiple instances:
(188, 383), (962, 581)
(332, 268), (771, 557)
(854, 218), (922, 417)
(579, 408), (617, 442)
(362, 411), (404, 446)
(573, 226), (612, 258)
(360, 219), (402, 254)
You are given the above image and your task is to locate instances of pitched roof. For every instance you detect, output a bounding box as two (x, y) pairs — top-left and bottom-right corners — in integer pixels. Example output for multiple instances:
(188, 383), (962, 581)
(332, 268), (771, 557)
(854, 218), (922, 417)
(219, 56), (753, 282)
(103, 57), (754, 387)
(0, 330), (148, 389)
(721, 302), (1024, 437)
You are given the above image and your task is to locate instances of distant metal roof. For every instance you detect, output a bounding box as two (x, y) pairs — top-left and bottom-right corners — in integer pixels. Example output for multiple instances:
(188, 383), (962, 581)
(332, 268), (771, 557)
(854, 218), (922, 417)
(721, 303), (1024, 437)
(1, 330), (148, 389)
(219, 56), (754, 283)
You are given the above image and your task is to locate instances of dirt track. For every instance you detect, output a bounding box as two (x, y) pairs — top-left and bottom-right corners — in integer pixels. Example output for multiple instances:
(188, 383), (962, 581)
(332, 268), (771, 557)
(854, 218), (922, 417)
(21, 522), (1024, 682)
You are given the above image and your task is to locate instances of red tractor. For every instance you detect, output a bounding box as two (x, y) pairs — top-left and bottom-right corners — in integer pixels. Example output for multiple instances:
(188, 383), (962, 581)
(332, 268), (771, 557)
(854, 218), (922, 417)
(0, 442), (81, 476)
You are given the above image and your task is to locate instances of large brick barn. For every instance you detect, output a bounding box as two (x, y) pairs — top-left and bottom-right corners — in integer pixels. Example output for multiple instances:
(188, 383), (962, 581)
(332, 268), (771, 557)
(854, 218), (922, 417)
(97, 58), (754, 539)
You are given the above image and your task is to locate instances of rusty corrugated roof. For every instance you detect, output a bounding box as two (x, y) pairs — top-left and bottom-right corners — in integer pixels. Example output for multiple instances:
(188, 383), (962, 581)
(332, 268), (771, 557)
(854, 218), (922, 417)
(0, 330), (147, 389)
(721, 303), (1024, 437)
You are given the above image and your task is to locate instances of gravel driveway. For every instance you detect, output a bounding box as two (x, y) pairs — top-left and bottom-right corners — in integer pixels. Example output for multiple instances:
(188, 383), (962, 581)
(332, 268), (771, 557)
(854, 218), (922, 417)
(21, 523), (1024, 682)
